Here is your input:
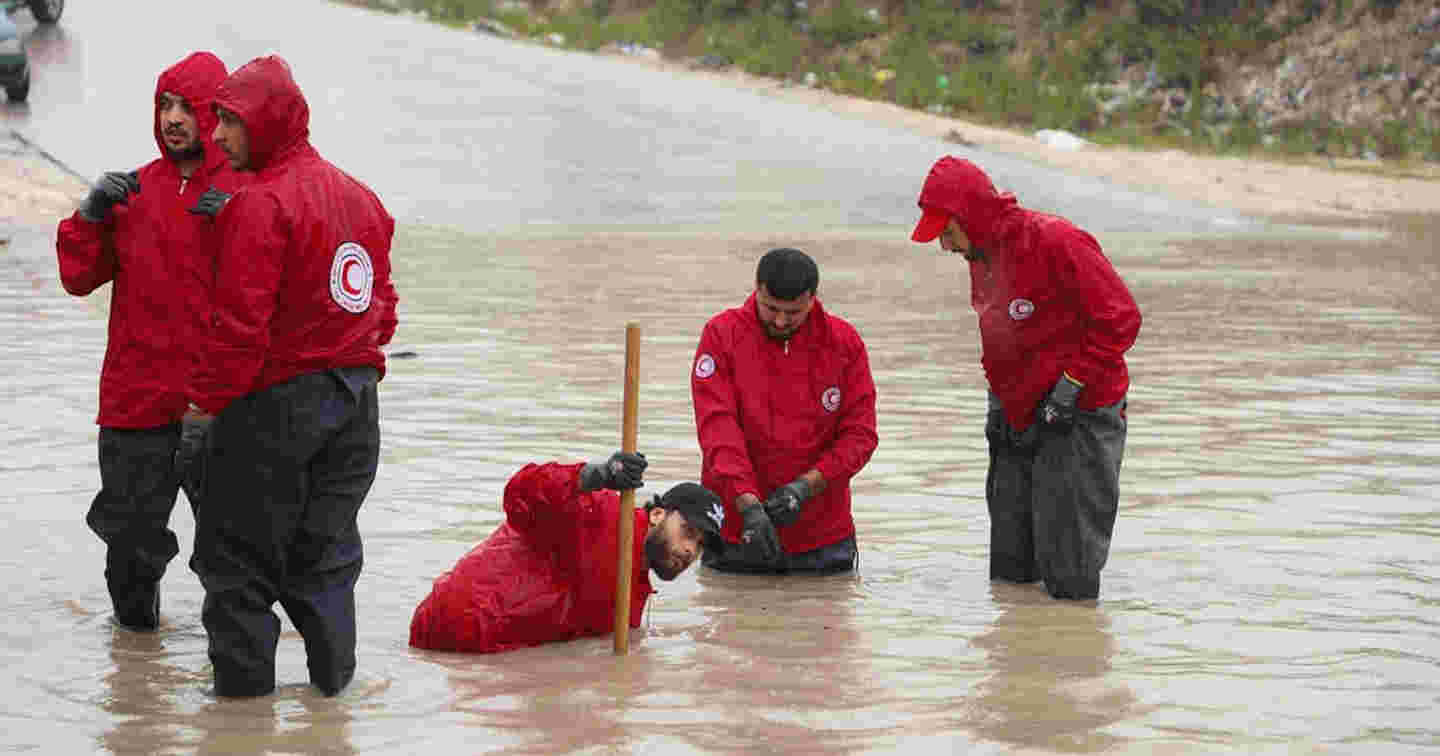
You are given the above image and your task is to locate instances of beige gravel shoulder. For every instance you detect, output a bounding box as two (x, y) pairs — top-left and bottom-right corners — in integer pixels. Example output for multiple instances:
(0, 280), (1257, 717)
(620, 53), (1440, 228)
(1, 129), (90, 231)
(6, 52), (1438, 233)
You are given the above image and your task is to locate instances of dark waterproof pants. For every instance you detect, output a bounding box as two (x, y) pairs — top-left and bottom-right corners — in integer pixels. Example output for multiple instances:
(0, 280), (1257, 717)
(191, 368), (380, 698)
(703, 534), (858, 575)
(87, 425), (183, 629)
(986, 400), (1126, 600)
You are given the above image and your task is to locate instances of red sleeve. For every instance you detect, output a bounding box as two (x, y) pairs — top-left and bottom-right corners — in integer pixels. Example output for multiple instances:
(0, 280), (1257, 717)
(55, 212), (116, 296)
(690, 318), (762, 507)
(1054, 229), (1141, 388)
(189, 190), (285, 414)
(502, 462), (586, 558)
(814, 329), (878, 484)
(376, 214), (399, 346)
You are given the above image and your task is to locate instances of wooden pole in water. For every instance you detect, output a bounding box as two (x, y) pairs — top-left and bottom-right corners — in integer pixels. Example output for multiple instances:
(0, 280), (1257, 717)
(613, 322), (641, 655)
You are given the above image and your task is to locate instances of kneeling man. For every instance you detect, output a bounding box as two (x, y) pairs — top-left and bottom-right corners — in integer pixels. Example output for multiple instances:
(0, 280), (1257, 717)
(410, 451), (723, 653)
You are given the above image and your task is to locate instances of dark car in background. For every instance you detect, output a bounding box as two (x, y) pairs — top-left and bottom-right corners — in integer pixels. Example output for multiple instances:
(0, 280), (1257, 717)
(2, 0), (64, 102)
(4, 0), (60, 22)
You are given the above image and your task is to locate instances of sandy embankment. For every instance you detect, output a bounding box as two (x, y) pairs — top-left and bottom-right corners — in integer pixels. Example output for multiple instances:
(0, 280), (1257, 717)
(607, 52), (1440, 228)
(0, 129), (90, 233)
(4, 50), (1438, 234)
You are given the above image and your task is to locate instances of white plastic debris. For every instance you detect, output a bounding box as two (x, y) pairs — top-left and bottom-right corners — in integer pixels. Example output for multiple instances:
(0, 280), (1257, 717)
(1033, 129), (1091, 151)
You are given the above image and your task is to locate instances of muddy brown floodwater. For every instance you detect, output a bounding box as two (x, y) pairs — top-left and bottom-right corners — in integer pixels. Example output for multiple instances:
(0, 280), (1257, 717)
(2, 216), (1436, 753)
(2, 0), (1437, 751)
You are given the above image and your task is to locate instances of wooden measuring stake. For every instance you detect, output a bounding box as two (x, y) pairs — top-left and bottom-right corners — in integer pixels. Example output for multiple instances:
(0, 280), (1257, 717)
(613, 322), (641, 655)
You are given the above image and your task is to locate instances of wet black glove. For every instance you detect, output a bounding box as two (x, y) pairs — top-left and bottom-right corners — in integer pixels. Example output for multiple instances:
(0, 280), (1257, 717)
(174, 415), (211, 506)
(79, 171), (140, 222)
(187, 186), (233, 218)
(739, 503), (781, 564)
(1037, 374), (1082, 429)
(579, 451), (647, 491)
(762, 478), (811, 527)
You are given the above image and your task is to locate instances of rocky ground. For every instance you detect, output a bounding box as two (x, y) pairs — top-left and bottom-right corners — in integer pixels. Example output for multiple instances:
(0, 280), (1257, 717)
(1231, 2), (1440, 134)
(1007, 1), (1440, 155)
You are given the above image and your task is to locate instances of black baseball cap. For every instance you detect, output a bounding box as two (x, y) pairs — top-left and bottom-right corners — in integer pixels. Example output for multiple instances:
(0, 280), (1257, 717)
(657, 482), (724, 550)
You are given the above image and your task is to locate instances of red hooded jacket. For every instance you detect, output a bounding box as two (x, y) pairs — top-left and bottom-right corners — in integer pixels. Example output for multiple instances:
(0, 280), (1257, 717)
(917, 156), (1141, 431)
(691, 293), (878, 554)
(408, 463), (653, 654)
(189, 55), (398, 414)
(55, 52), (247, 428)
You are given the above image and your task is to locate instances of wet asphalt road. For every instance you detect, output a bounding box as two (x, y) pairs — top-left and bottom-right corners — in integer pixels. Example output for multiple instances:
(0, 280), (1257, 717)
(5, 0), (1254, 235)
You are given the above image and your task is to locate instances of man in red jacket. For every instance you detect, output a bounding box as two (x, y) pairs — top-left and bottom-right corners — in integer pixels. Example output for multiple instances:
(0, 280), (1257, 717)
(55, 51), (246, 631)
(184, 55), (399, 697)
(910, 156), (1141, 600)
(409, 452), (723, 653)
(691, 248), (878, 574)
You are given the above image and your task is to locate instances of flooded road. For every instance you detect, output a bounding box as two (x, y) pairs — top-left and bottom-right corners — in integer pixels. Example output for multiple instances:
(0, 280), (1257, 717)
(5, 224), (1437, 753)
(3, 1), (1439, 754)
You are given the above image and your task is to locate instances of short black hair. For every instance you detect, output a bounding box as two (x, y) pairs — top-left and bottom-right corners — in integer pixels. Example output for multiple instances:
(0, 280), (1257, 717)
(756, 248), (818, 300)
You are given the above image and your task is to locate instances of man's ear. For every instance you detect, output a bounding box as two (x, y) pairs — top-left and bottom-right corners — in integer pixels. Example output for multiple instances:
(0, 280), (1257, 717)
(647, 505), (667, 527)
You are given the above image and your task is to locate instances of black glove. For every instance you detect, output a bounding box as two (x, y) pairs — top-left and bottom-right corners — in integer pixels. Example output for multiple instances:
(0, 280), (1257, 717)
(79, 171), (140, 222)
(739, 503), (782, 564)
(1037, 374), (1082, 429)
(174, 415), (211, 506)
(762, 478), (811, 527)
(579, 451), (647, 491)
(187, 186), (232, 218)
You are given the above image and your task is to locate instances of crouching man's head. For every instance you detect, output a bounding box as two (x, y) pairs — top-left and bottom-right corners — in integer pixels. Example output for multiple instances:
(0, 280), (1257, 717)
(644, 483), (724, 581)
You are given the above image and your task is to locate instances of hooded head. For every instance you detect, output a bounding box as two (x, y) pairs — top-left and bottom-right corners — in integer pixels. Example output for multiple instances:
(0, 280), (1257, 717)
(152, 52), (227, 164)
(910, 156), (1021, 251)
(211, 55), (310, 172)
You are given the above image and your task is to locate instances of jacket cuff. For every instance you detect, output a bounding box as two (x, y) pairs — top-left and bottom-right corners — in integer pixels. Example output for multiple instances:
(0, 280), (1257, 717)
(189, 394), (228, 415)
(814, 459), (842, 487)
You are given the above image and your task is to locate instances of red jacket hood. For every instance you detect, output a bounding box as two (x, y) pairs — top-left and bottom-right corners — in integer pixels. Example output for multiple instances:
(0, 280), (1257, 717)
(214, 55), (311, 172)
(916, 156), (1024, 251)
(153, 51), (227, 168)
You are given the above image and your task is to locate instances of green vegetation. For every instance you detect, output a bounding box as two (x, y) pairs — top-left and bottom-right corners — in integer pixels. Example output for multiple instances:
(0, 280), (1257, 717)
(362, 0), (1439, 167)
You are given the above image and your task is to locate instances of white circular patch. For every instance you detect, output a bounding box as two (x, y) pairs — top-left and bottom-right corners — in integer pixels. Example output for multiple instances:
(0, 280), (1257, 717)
(821, 386), (841, 413)
(1008, 298), (1035, 320)
(694, 353), (716, 379)
(330, 242), (374, 314)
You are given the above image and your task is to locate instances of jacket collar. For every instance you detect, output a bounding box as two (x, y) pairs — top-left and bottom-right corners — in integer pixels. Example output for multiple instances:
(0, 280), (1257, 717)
(741, 290), (829, 348)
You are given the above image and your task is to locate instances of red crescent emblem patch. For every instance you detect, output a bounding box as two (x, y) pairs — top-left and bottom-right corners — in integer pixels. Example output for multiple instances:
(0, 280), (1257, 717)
(330, 243), (374, 313)
(342, 260), (363, 296)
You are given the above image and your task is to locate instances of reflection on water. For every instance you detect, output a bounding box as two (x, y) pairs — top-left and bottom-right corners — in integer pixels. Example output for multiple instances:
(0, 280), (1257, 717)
(1, 221), (1437, 753)
(965, 583), (1132, 752)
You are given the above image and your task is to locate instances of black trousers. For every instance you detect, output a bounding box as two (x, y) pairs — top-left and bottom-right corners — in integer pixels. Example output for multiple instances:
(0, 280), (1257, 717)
(702, 534), (858, 575)
(87, 424), (183, 628)
(986, 401), (1126, 600)
(190, 368), (380, 697)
